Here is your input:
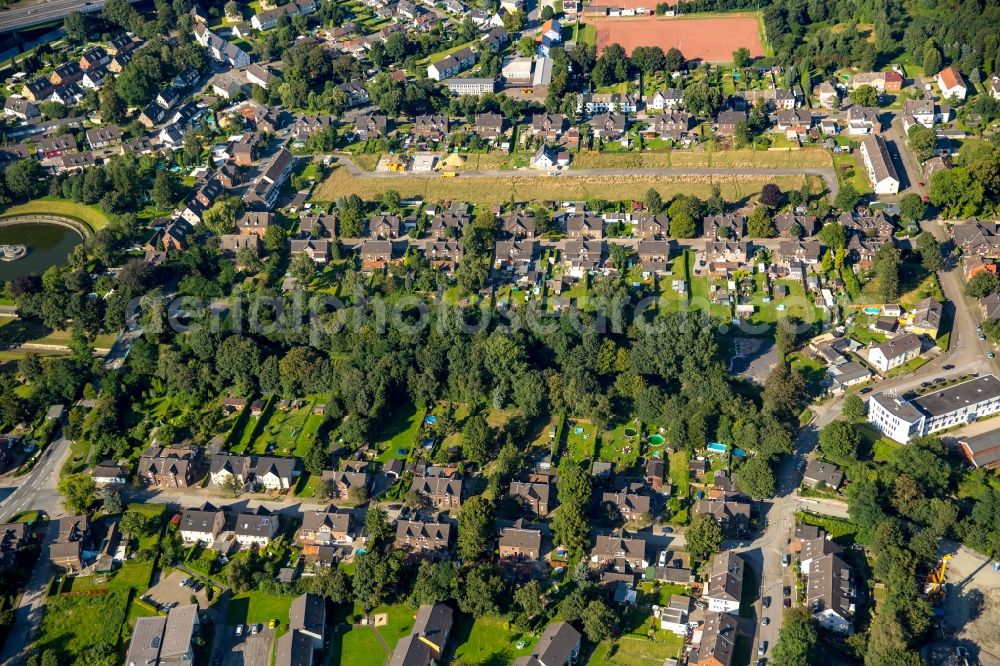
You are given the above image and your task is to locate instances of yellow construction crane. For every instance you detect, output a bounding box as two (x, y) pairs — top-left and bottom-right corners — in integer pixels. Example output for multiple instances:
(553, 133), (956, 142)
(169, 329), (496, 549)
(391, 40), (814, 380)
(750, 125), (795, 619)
(924, 554), (952, 602)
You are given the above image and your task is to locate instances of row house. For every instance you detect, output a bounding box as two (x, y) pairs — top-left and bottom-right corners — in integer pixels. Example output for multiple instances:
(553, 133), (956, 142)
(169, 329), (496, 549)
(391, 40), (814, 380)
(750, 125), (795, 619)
(427, 47), (476, 81)
(774, 212), (819, 237)
(370, 213), (406, 239)
(637, 239), (672, 276)
(705, 551), (744, 612)
(361, 239), (400, 271)
(428, 209), (469, 239)
(737, 87), (798, 110)
(85, 125), (122, 150)
(251, 0), (317, 30)
(589, 531), (647, 572)
(498, 520), (542, 561)
(194, 24), (252, 68)
(646, 89), (684, 111)
(209, 453), (253, 486)
(577, 93), (637, 115)
(601, 488), (651, 523)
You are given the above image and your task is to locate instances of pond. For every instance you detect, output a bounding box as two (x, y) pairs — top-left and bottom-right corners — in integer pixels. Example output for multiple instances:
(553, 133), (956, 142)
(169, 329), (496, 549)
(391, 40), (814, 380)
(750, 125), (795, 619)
(0, 222), (83, 282)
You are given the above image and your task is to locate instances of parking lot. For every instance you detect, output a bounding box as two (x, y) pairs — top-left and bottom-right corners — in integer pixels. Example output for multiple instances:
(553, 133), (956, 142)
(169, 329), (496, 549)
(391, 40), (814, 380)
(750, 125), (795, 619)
(145, 570), (213, 610)
(218, 625), (274, 666)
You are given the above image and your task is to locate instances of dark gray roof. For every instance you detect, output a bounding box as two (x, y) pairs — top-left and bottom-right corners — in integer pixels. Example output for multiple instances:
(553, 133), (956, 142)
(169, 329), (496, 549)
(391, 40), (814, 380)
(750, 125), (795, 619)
(912, 374), (1000, 417)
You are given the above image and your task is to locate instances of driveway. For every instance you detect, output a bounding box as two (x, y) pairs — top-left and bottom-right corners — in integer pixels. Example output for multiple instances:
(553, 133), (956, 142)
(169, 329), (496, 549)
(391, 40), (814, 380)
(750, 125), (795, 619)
(146, 570), (215, 610)
(219, 625), (275, 666)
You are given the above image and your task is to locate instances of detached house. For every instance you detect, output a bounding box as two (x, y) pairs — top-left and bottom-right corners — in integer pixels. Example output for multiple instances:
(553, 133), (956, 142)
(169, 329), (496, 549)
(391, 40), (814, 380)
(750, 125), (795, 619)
(868, 332), (921, 373)
(936, 66), (968, 100)
(601, 488), (651, 523)
(530, 113), (567, 141)
(321, 468), (370, 501)
(389, 604), (454, 666)
(499, 520), (542, 561)
(589, 532), (647, 572)
(694, 493), (750, 536)
(512, 622), (581, 666)
(590, 112), (627, 140)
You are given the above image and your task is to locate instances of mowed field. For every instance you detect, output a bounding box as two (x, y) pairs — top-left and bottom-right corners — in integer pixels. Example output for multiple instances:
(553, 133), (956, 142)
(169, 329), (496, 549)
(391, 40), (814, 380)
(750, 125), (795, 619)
(313, 166), (806, 205)
(592, 15), (764, 61)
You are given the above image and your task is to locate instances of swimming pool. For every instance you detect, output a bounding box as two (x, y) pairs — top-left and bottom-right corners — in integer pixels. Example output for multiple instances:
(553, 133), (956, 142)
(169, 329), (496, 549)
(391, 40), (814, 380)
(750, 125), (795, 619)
(864, 307), (880, 315)
(647, 434), (665, 446)
(424, 415), (438, 424)
(707, 442), (728, 453)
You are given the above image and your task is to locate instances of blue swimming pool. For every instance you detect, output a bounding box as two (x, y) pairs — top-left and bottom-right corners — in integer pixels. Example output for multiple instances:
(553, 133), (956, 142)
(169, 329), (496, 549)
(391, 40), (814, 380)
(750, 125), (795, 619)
(864, 307), (880, 315)
(424, 415), (438, 424)
(707, 442), (728, 453)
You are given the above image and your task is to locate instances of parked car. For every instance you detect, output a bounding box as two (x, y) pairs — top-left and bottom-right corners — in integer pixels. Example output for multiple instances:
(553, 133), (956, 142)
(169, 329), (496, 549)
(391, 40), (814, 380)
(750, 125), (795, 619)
(759, 641), (768, 655)
(251, 624), (261, 635)
(762, 597), (771, 608)
(783, 586), (791, 597)
(783, 598), (792, 608)
(235, 624), (244, 637)
(658, 550), (668, 567)
(782, 554), (790, 567)
(762, 616), (770, 625)
(178, 577), (190, 587)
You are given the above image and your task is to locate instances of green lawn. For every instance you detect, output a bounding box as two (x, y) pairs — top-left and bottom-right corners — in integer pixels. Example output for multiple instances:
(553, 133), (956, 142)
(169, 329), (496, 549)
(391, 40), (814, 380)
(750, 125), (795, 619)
(37, 588), (131, 659)
(451, 615), (538, 665)
(564, 418), (597, 462)
(375, 403), (425, 463)
(237, 398), (321, 457)
(668, 450), (690, 495)
(0, 317), (117, 351)
(597, 421), (643, 472)
(796, 511), (857, 540)
(2, 197), (112, 232)
(589, 634), (685, 666)
(335, 626), (386, 666)
(225, 590), (295, 627)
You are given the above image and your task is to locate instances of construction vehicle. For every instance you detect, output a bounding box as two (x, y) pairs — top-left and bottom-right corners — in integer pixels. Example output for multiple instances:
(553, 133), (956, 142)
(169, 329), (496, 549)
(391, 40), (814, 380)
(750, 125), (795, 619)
(924, 554), (952, 602)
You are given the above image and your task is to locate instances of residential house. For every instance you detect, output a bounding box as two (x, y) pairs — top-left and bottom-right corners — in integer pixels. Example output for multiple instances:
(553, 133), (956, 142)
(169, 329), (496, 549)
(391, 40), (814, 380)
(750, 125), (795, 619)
(234, 506), (279, 547)
(90, 462), (127, 486)
(395, 519), (452, 553)
(297, 506), (352, 545)
(193, 24), (252, 68)
(410, 474), (463, 510)
(237, 211), (274, 237)
(388, 604), (454, 666)
(650, 111), (692, 139)
(137, 445), (196, 488)
(563, 238), (607, 277)
(861, 134), (900, 195)
(299, 213), (337, 238)
(512, 622), (581, 666)
(493, 239), (538, 271)
(290, 238), (331, 264)
(22, 77), (54, 102)
(251, 0), (318, 30)
(846, 106), (880, 135)
(85, 125), (122, 150)
(427, 47), (476, 80)
(953, 219), (1000, 257)
(936, 66), (968, 100)
(590, 112), (627, 140)
(498, 520), (542, 561)
(251, 456), (298, 491)
(909, 297), (942, 338)
(704, 213), (746, 240)
(647, 89), (684, 111)
(696, 612), (740, 666)
(125, 604), (200, 666)
(321, 468), (370, 501)
(806, 553), (855, 633)
(361, 239), (399, 271)
(694, 493), (750, 536)
(530, 113), (567, 141)
(209, 454), (252, 487)
(601, 488), (651, 523)
(577, 93), (637, 115)
(412, 115), (449, 142)
(3, 97), (38, 121)
(958, 429), (1000, 470)
(500, 210), (537, 238)
(243, 147), (294, 210)
(370, 213), (406, 239)
(50, 515), (90, 572)
(774, 212), (819, 237)
(637, 239), (672, 276)
(636, 214), (669, 239)
(79, 47), (110, 70)
(802, 460), (844, 490)
(355, 113), (390, 140)
(589, 531), (647, 571)
(0, 523), (29, 567)
(867, 332), (921, 372)
(565, 213), (603, 239)
(474, 113), (504, 141)
(657, 595), (692, 635)
(49, 62), (83, 86)
(179, 503), (226, 543)
(716, 110), (746, 135)
(291, 115), (333, 142)
(508, 478), (554, 516)
(705, 551), (744, 613)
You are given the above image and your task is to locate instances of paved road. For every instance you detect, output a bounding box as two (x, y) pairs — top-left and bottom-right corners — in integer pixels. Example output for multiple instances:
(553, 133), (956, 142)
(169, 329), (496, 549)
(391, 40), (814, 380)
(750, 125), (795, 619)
(0, 0), (138, 33)
(333, 155), (841, 200)
(0, 433), (72, 666)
